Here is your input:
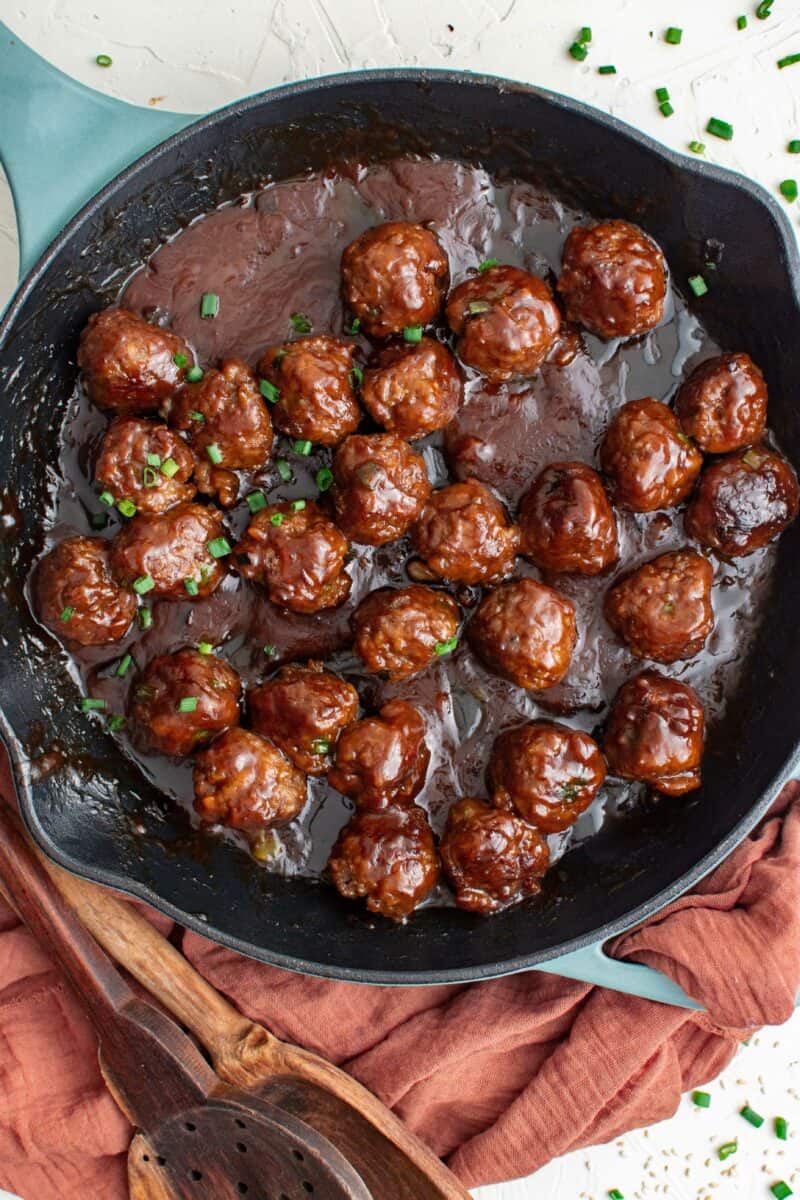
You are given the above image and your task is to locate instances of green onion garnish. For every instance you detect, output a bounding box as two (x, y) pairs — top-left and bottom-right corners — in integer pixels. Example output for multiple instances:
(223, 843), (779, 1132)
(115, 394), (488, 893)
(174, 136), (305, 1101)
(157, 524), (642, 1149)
(771, 1185), (793, 1200)
(717, 1141), (737, 1161)
(293, 439), (312, 456)
(740, 1104), (764, 1128)
(247, 490), (267, 514)
(59, 606), (75, 622)
(435, 637), (459, 656)
(608, 1192), (624, 1200)
(290, 499), (306, 513)
(146, 452), (161, 468)
(259, 378), (280, 403)
(178, 697), (198, 713)
(107, 714), (125, 732)
(173, 352), (188, 368)
(270, 512), (284, 527)
(311, 737), (330, 754)
(665, 26), (682, 44)
(200, 292), (220, 319)
(90, 512), (109, 530)
(344, 317), (361, 335)
(569, 41), (588, 61)
(707, 116), (734, 140)
(277, 459), (293, 482)
(316, 467), (333, 492)
(403, 325), (424, 343)
(117, 498), (137, 518)
(779, 179), (799, 201)
(290, 312), (312, 333)
(185, 578), (199, 596)
(142, 467), (158, 488)
(186, 366), (204, 383)
(98, 490), (115, 507)
(598, 65), (617, 74)
(160, 457), (179, 479)
(197, 642), (213, 655)
(660, 101), (675, 118)
(116, 653), (133, 677)
(95, 53), (112, 67)
(350, 365), (363, 387)
(656, 86), (670, 103)
(578, 25), (592, 42)
(263, 643), (277, 657)
(133, 575), (155, 595)
(756, 0), (774, 16)
(692, 1091), (711, 1108)
(689, 141), (706, 154)
(138, 607), (152, 630)
(688, 274), (708, 297)
(775, 1116), (789, 1140)
(81, 697), (106, 712)
(206, 443), (223, 465)
(207, 537), (231, 558)
(188, 410), (205, 422)
(778, 53), (800, 69)
(737, 14), (747, 29)
(478, 258), (500, 270)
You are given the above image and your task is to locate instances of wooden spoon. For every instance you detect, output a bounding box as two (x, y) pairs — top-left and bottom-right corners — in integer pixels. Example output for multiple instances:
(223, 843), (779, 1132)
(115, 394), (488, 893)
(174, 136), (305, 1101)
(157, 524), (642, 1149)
(38, 844), (472, 1200)
(0, 804), (371, 1200)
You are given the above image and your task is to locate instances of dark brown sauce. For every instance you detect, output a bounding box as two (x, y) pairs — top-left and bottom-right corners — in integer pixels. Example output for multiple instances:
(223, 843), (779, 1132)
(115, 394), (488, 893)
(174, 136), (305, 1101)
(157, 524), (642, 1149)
(36, 158), (777, 897)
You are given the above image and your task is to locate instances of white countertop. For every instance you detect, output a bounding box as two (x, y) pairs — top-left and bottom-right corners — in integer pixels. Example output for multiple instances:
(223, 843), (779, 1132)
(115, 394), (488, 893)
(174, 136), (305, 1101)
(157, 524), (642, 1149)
(1, 2), (799, 1198)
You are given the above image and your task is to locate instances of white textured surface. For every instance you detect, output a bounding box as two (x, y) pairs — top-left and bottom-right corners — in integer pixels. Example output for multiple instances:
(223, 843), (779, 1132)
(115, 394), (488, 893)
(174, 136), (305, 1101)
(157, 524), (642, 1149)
(1, 3), (800, 1199)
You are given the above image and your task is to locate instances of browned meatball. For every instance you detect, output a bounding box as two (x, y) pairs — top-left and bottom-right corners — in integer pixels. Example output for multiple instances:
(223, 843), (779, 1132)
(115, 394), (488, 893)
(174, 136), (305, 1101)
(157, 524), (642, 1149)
(412, 479), (519, 585)
(248, 661), (359, 775)
(328, 804), (440, 921)
(360, 338), (463, 439)
(341, 221), (449, 339)
(675, 353), (767, 454)
(328, 699), (430, 809)
(603, 670), (704, 795)
(489, 721), (606, 832)
(33, 536), (137, 646)
(234, 500), (350, 613)
(129, 648), (241, 757)
(604, 549), (714, 663)
(468, 578), (576, 691)
(96, 417), (196, 515)
(256, 336), (360, 446)
(353, 585), (461, 681)
(440, 797), (550, 914)
(78, 307), (190, 413)
(110, 501), (226, 599)
(684, 447), (799, 558)
(557, 220), (667, 339)
(168, 358), (273, 469)
(600, 398), (703, 512)
(193, 727), (306, 831)
(519, 461), (619, 575)
(330, 434), (431, 546)
(445, 265), (561, 382)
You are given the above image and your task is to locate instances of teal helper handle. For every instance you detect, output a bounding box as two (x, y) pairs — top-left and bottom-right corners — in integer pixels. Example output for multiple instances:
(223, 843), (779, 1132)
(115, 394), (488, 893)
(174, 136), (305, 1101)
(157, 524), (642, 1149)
(0, 22), (199, 284)
(537, 942), (701, 1008)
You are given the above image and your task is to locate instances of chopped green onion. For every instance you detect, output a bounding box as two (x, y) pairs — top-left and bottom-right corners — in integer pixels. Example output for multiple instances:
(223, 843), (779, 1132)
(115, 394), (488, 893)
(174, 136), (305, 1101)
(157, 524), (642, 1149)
(467, 299), (492, 315)
(665, 26), (683, 44)
(598, 64), (617, 74)
(246, 490), (267, 514)
(775, 1116), (789, 1140)
(116, 653), (133, 677)
(186, 366), (204, 383)
(160, 457), (179, 479)
(707, 116), (734, 141)
(206, 443), (223, 465)
(133, 575), (155, 595)
(173, 352), (188, 368)
(188, 409), (205, 422)
(293, 439), (312, 456)
(788, 139), (800, 154)
(138, 607), (152, 630)
(290, 499), (306, 512)
(740, 1104), (764, 1128)
(106, 714), (125, 732)
(98, 490), (115, 507)
(608, 1192), (624, 1200)
(184, 577), (199, 596)
(717, 1141), (738, 1161)
(95, 53), (112, 67)
(277, 459), (293, 482)
(692, 1091), (712, 1108)
(316, 467), (333, 492)
(756, 0), (774, 16)
(259, 378), (280, 403)
(350, 365), (363, 387)
(771, 1185), (793, 1200)
(200, 292), (220, 319)
(688, 274), (708, 297)
(578, 25), (592, 43)
(117, 498), (137, 518)
(142, 467), (158, 488)
(569, 41), (589, 61)
(81, 697), (106, 712)
(403, 325), (424, 343)
(263, 643), (277, 657)
(207, 537), (232, 558)
(478, 258), (500, 270)
(59, 606), (75, 622)
(689, 141), (706, 154)
(270, 512), (284, 527)
(435, 637), (459, 656)
(311, 737), (330, 754)
(737, 14), (747, 29)
(90, 512), (109, 530)
(655, 86), (670, 103)
(199, 563), (211, 582)
(197, 642), (214, 655)
(146, 452), (162, 468)
(178, 697), (198, 713)
(778, 53), (800, 69)
(344, 317), (361, 335)
(780, 179), (799, 201)
(660, 101), (675, 118)
(290, 311), (312, 333)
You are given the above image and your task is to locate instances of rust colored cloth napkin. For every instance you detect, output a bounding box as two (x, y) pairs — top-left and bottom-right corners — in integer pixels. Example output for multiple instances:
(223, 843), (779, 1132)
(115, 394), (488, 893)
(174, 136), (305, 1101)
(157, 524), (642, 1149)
(0, 748), (798, 1197)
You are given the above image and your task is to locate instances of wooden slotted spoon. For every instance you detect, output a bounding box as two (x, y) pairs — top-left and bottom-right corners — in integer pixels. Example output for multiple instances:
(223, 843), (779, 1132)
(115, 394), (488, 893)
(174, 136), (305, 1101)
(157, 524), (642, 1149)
(0, 804), (372, 1200)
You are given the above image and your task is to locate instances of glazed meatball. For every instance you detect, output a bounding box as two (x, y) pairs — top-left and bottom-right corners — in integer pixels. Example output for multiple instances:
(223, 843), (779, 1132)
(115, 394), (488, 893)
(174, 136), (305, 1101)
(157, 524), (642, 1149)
(360, 338), (463, 439)
(256, 335), (360, 446)
(248, 661), (359, 775)
(328, 699), (430, 809)
(412, 479), (519, 585)
(109, 502), (226, 599)
(603, 670), (704, 795)
(600, 398), (703, 512)
(96, 417), (196, 515)
(341, 221), (449, 339)
(330, 433), (431, 546)
(445, 265), (561, 382)
(33, 536), (137, 646)
(353, 585), (461, 681)
(604, 548), (714, 663)
(675, 353), (767, 454)
(489, 721), (606, 833)
(129, 648), (241, 757)
(234, 500), (351, 613)
(557, 219), (667, 339)
(193, 727), (306, 831)
(78, 307), (190, 413)
(519, 461), (618, 575)
(440, 797), (550, 914)
(168, 358), (273, 470)
(468, 578), (576, 691)
(684, 446), (799, 558)
(328, 804), (440, 921)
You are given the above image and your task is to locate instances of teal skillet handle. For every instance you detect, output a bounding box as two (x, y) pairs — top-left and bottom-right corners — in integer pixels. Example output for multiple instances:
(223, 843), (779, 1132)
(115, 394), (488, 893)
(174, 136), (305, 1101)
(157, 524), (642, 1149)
(537, 941), (702, 1009)
(0, 22), (199, 284)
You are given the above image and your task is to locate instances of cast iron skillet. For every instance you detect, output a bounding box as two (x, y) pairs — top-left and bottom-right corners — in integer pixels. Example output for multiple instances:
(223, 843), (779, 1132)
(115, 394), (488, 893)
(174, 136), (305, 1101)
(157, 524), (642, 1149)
(2, 27), (799, 1001)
